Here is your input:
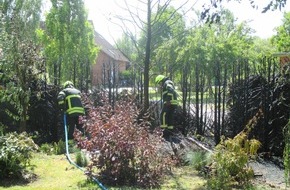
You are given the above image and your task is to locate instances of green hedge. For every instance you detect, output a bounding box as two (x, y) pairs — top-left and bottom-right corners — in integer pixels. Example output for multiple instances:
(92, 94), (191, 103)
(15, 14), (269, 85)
(0, 132), (38, 179)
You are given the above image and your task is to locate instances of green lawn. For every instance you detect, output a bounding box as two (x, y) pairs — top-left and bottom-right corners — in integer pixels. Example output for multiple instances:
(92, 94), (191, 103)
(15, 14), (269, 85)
(0, 150), (274, 190)
(0, 153), (87, 190)
(0, 153), (207, 190)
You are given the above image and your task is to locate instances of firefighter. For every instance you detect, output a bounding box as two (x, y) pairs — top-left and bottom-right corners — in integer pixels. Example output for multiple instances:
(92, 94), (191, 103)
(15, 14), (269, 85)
(57, 81), (85, 139)
(155, 75), (178, 140)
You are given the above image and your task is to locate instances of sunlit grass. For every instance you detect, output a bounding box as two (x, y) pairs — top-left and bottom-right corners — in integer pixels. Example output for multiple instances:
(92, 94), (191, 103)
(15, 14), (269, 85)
(0, 150), (272, 190)
(0, 151), (209, 190)
(161, 166), (207, 190)
(0, 153), (88, 190)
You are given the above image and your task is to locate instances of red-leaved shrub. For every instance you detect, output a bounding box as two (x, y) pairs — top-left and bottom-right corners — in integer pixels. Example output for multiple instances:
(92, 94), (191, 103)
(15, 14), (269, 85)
(75, 92), (174, 188)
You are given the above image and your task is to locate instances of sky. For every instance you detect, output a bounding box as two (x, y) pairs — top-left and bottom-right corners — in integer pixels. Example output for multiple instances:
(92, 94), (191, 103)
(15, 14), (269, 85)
(84, 0), (289, 44)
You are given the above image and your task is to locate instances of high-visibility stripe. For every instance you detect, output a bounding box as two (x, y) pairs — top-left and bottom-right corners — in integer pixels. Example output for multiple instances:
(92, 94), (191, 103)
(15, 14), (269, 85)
(167, 93), (174, 99)
(67, 108), (85, 115)
(162, 91), (178, 105)
(162, 99), (178, 105)
(65, 94), (84, 114)
(170, 100), (178, 105)
(161, 125), (174, 129)
(65, 94), (81, 99)
(161, 125), (167, 128)
(162, 112), (166, 126)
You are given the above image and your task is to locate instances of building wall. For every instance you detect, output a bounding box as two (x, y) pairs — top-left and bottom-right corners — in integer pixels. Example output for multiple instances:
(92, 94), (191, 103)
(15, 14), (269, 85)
(91, 51), (128, 87)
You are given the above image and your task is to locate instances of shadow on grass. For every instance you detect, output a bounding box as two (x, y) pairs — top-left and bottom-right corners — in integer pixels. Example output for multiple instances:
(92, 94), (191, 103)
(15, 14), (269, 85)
(0, 172), (38, 188)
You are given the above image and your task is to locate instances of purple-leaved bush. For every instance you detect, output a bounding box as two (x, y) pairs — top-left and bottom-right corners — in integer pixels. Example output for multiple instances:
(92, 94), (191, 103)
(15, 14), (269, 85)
(75, 92), (175, 188)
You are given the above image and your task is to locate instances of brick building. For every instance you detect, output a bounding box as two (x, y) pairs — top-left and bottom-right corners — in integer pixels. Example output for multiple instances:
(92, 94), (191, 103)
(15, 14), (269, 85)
(91, 31), (130, 87)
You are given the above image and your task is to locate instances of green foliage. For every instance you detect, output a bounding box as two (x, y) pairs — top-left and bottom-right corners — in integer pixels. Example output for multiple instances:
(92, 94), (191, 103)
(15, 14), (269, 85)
(39, 143), (54, 155)
(116, 34), (138, 62)
(39, 140), (78, 155)
(75, 92), (175, 188)
(207, 111), (262, 189)
(52, 140), (66, 155)
(75, 151), (88, 167)
(186, 151), (211, 171)
(39, 0), (98, 87)
(0, 132), (38, 179)
(119, 70), (134, 87)
(207, 134), (259, 189)
(272, 12), (290, 52)
(0, 0), (44, 131)
(0, 123), (7, 136)
(284, 119), (290, 186)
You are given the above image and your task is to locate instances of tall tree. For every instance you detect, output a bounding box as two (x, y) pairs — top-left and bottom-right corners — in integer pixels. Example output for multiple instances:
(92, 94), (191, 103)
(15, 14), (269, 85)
(272, 11), (290, 52)
(38, 0), (98, 88)
(0, 0), (43, 131)
(150, 6), (186, 75)
(174, 9), (256, 141)
(114, 0), (190, 110)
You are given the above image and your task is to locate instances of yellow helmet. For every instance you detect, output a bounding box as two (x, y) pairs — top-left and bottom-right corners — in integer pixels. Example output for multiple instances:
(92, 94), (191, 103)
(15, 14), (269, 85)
(63, 81), (74, 88)
(155, 75), (165, 84)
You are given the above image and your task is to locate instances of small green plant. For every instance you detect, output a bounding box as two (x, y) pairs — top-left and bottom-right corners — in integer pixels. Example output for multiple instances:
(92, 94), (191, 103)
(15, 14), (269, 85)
(68, 140), (80, 153)
(53, 139), (66, 155)
(0, 123), (7, 136)
(207, 134), (259, 189)
(40, 139), (79, 155)
(186, 151), (210, 171)
(0, 132), (38, 179)
(207, 110), (262, 189)
(75, 151), (88, 167)
(40, 143), (54, 155)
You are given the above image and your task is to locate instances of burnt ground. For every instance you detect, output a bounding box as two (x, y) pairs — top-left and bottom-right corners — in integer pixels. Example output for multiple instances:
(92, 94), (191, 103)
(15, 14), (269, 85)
(250, 157), (287, 189)
(164, 135), (289, 190)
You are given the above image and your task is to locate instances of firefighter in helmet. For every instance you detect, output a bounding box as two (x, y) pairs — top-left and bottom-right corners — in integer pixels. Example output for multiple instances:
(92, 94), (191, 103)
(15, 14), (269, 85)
(155, 75), (178, 140)
(57, 81), (85, 139)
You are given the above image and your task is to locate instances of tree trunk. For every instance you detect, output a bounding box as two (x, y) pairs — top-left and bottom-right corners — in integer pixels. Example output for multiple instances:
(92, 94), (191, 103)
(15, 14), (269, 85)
(143, 0), (152, 111)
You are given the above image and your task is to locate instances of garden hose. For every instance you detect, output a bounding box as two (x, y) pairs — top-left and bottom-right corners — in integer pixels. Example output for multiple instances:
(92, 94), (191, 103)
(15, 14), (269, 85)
(63, 114), (108, 190)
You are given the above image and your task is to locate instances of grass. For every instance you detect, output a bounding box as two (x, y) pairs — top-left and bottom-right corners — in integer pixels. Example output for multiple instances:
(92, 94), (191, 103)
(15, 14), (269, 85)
(0, 150), (275, 190)
(0, 153), (88, 190)
(0, 152), (207, 190)
(161, 166), (207, 190)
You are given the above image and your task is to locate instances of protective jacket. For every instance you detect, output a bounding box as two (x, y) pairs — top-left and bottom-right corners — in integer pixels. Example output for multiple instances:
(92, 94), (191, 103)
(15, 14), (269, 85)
(162, 79), (178, 106)
(57, 87), (85, 116)
(159, 78), (178, 132)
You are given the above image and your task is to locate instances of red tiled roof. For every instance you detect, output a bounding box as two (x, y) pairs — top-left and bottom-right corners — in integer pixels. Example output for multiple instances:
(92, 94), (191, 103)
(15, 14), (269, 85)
(94, 31), (129, 63)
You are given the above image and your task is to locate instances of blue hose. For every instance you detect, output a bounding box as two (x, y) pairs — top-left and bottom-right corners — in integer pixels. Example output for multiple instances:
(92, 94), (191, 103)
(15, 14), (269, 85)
(63, 114), (108, 190)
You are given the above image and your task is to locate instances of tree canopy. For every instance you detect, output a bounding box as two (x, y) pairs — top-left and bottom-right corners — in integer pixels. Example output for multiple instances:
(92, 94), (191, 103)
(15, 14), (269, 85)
(37, 0), (98, 89)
